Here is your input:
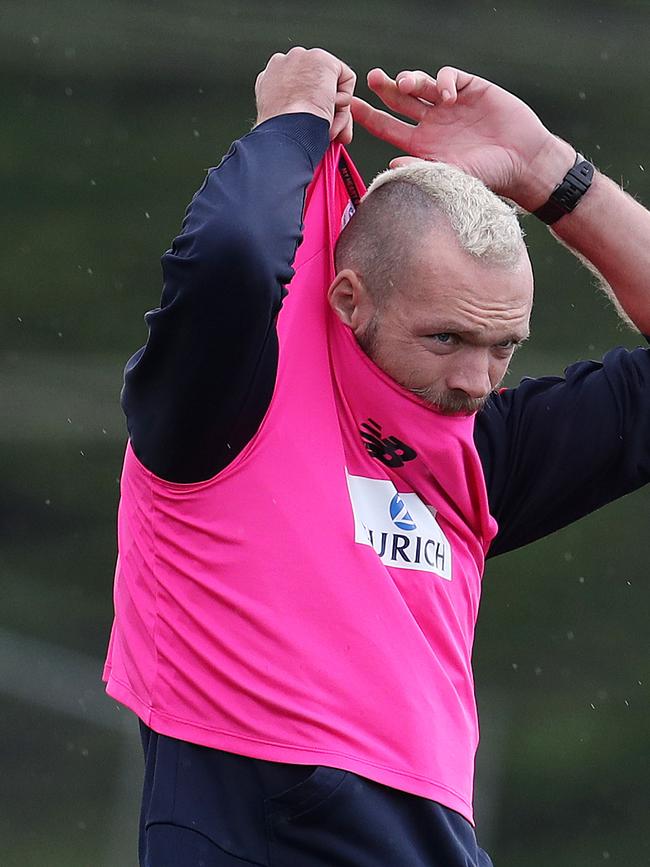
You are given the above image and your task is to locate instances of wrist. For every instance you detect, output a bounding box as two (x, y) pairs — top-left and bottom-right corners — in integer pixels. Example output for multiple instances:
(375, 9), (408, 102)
(256, 103), (332, 128)
(513, 136), (577, 213)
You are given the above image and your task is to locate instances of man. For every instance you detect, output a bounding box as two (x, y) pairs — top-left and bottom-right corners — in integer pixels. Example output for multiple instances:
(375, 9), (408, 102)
(104, 48), (649, 866)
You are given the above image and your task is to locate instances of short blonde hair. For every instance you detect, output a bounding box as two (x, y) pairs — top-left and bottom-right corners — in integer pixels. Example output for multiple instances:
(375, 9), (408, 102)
(365, 160), (524, 265)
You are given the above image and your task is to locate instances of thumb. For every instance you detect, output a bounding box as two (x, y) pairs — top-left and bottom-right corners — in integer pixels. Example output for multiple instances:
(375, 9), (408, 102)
(388, 156), (429, 169)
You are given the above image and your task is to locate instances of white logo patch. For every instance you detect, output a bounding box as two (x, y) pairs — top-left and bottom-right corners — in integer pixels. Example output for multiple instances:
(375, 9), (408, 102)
(346, 471), (452, 580)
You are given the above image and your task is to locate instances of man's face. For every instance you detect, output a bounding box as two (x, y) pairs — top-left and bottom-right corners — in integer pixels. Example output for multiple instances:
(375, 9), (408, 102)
(333, 224), (533, 414)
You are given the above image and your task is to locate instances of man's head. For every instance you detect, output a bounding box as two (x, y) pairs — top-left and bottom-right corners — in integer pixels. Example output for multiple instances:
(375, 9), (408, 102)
(329, 161), (533, 413)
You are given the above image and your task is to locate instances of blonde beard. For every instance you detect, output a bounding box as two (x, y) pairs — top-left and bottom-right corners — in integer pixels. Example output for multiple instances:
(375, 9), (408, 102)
(408, 383), (489, 415)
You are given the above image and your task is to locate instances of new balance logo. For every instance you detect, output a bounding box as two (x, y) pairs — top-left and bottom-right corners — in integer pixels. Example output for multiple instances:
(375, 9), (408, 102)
(360, 419), (417, 469)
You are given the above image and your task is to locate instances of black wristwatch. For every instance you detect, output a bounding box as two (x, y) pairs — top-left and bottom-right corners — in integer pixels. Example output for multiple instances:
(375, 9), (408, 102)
(533, 153), (595, 225)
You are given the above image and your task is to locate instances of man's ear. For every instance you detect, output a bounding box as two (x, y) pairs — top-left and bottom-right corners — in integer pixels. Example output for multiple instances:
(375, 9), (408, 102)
(328, 269), (372, 330)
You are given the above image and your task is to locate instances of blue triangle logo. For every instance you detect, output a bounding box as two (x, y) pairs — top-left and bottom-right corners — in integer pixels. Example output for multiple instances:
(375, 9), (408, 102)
(389, 493), (417, 532)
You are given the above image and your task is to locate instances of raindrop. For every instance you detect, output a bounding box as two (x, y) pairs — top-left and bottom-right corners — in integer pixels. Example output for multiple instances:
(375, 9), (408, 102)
(639, 165), (645, 172)
(193, 129), (200, 138)
(578, 576), (585, 584)
(17, 316), (23, 323)
(511, 663), (518, 670)
(64, 86), (73, 97)
(534, 666), (542, 676)
(45, 499), (51, 506)
(80, 450), (86, 457)
(590, 702), (596, 709)
(578, 91), (586, 101)
(90, 179), (97, 186)
(87, 267), (93, 275)
(144, 211), (150, 219)
(567, 630), (574, 640)
(31, 35), (40, 45)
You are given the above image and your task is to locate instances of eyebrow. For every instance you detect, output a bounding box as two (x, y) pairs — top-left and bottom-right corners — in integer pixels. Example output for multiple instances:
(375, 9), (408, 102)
(422, 325), (530, 344)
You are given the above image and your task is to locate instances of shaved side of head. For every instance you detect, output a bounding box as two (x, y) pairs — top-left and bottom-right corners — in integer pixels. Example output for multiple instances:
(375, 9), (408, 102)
(334, 180), (441, 307)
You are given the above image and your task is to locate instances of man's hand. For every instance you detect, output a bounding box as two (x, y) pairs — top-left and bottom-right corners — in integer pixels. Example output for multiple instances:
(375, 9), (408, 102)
(355, 65), (650, 334)
(255, 47), (356, 145)
(352, 67), (575, 212)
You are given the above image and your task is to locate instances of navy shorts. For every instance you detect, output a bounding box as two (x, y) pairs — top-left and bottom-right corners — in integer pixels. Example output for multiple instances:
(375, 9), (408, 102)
(139, 723), (493, 867)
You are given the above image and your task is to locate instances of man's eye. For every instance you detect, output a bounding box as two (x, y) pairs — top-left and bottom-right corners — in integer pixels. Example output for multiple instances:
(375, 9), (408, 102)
(431, 333), (455, 344)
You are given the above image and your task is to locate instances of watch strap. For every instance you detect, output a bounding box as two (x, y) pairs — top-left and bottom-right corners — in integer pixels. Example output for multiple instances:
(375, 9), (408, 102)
(533, 153), (595, 225)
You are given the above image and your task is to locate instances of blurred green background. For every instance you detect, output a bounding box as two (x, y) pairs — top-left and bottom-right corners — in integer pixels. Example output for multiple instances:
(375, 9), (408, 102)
(2, 1), (649, 864)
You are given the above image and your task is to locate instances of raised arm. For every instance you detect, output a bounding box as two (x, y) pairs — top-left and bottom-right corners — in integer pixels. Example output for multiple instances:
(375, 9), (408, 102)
(124, 48), (354, 483)
(352, 67), (650, 332)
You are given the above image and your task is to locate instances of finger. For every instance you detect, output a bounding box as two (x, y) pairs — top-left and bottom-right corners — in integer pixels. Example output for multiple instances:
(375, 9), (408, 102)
(364, 68), (430, 122)
(366, 67), (389, 92)
(345, 112), (354, 144)
(332, 61), (356, 142)
(337, 60), (357, 99)
(263, 51), (286, 72)
(435, 66), (475, 103)
(389, 156), (427, 169)
(330, 106), (351, 142)
(394, 70), (443, 105)
(351, 96), (415, 149)
(333, 110), (354, 145)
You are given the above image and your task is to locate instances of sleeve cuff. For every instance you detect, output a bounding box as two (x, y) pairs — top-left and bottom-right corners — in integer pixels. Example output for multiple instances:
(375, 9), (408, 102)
(251, 113), (330, 169)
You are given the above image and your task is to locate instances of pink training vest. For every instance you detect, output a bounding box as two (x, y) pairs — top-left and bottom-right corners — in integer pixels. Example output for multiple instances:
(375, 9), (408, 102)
(104, 145), (498, 823)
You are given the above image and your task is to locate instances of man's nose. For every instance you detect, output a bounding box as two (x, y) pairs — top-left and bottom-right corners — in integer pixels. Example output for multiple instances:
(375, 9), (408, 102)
(445, 351), (492, 399)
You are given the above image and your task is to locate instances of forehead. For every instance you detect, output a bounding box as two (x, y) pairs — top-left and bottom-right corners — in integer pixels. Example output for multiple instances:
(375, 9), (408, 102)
(391, 229), (533, 336)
